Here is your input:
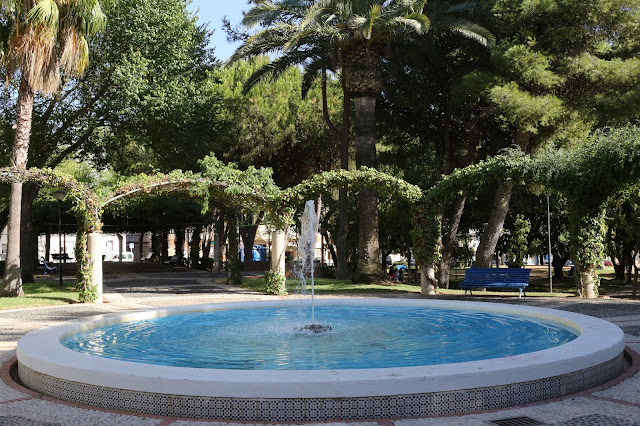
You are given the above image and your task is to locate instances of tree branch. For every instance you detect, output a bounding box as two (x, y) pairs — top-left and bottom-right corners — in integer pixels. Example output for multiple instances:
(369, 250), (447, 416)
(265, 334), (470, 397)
(44, 118), (106, 168)
(48, 78), (111, 146)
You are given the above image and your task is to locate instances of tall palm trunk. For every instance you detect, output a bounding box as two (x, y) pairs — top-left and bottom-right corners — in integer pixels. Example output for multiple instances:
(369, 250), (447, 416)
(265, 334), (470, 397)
(336, 75), (350, 280)
(2, 77), (35, 297)
(353, 96), (381, 282)
(21, 183), (40, 283)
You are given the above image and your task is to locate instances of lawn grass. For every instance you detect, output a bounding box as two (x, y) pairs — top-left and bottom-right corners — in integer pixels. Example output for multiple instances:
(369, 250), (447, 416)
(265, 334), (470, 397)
(240, 274), (575, 298)
(0, 282), (78, 310)
(242, 277), (423, 295)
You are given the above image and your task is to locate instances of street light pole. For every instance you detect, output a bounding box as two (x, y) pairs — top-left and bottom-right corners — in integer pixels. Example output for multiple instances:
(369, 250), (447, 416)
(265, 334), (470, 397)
(52, 191), (67, 289)
(547, 195), (553, 293)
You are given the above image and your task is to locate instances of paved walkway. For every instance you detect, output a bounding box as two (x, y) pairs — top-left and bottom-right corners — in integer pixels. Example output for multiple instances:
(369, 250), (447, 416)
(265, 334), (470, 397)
(0, 270), (639, 425)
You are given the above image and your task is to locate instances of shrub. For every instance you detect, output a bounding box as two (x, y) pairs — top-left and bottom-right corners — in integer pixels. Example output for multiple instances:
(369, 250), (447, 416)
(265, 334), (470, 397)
(264, 269), (287, 295)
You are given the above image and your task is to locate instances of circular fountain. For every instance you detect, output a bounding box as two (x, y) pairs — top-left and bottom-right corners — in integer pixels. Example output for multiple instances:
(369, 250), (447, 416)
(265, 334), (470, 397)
(17, 298), (625, 421)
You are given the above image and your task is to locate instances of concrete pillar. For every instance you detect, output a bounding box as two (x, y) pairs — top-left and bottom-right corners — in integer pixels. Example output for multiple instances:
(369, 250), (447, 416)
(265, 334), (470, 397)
(87, 232), (103, 303)
(271, 230), (286, 277)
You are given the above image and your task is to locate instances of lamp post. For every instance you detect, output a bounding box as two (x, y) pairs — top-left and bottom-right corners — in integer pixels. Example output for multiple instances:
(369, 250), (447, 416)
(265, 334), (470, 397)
(52, 190), (66, 289)
(547, 195), (553, 293)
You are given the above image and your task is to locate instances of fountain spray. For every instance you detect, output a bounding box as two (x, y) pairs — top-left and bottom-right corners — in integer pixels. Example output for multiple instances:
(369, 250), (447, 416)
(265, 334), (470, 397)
(298, 200), (330, 332)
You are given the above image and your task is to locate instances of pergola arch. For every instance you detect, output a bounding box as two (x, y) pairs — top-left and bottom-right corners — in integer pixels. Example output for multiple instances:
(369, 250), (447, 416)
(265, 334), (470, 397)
(0, 167), (101, 301)
(9, 128), (640, 302)
(414, 126), (640, 298)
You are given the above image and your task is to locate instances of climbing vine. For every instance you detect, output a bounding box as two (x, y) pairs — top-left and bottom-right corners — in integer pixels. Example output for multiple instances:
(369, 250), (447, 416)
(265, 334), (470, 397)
(5, 129), (640, 301)
(0, 167), (100, 302)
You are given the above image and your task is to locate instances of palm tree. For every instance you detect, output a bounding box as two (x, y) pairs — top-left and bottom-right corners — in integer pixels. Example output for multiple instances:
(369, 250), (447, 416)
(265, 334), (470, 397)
(0, 0), (106, 296)
(232, 0), (492, 282)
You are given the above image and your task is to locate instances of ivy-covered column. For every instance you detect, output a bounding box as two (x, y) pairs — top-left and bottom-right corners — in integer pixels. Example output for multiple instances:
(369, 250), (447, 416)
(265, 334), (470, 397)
(86, 232), (103, 303)
(271, 230), (286, 277)
(266, 230), (288, 295)
(411, 202), (441, 295)
(569, 208), (606, 298)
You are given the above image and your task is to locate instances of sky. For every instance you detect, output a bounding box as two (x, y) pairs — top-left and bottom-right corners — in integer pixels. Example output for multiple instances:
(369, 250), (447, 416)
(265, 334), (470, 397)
(187, 1), (251, 61)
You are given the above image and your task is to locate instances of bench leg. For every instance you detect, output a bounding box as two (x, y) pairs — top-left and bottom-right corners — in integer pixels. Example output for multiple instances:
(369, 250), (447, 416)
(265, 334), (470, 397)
(519, 289), (522, 298)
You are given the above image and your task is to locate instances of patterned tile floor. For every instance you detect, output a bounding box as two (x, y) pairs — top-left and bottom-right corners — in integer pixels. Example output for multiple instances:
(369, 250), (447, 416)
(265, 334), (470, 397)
(0, 269), (639, 425)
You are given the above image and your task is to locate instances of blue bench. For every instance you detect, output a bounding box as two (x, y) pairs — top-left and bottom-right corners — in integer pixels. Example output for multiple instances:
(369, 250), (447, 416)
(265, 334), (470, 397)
(459, 268), (531, 297)
(40, 257), (56, 275)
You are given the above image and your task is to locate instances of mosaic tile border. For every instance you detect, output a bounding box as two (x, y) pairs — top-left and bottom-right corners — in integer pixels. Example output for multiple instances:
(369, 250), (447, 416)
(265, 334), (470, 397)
(18, 353), (624, 421)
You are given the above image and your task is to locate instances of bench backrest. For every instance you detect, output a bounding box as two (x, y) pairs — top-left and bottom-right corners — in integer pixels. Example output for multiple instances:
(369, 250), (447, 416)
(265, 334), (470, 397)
(464, 268), (530, 284)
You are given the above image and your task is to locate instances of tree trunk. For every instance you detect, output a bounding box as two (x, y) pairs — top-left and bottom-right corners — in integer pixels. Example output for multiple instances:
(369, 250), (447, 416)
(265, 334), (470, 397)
(190, 227), (201, 268)
(474, 181), (514, 268)
(175, 228), (185, 264)
(202, 225), (213, 260)
(45, 231), (51, 261)
(161, 230), (169, 262)
(474, 132), (530, 268)
(438, 193), (468, 289)
(20, 183), (40, 283)
(552, 253), (566, 278)
(239, 212), (264, 266)
(2, 77), (35, 297)
(151, 233), (159, 262)
(227, 214), (242, 285)
(353, 96), (381, 282)
(321, 230), (338, 269)
(214, 214), (225, 272)
(633, 245), (638, 300)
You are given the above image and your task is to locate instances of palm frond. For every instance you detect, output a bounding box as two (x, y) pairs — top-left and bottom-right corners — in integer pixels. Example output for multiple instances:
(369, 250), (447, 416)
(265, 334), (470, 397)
(441, 1), (483, 15)
(300, 1), (338, 31)
(426, 2), (495, 48)
(301, 56), (333, 98)
(69, 0), (106, 37)
(452, 25), (493, 47)
(388, 14), (430, 35)
(229, 24), (297, 62)
(363, 4), (382, 39)
(242, 1), (279, 28)
(26, 0), (59, 35)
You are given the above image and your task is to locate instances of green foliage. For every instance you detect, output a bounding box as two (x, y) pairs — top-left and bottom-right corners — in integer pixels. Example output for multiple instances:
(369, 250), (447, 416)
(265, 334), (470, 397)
(411, 201), (442, 266)
(277, 167), (422, 210)
(506, 214), (531, 268)
(492, 44), (564, 90)
(210, 58), (342, 188)
(264, 269), (287, 295)
(0, 167), (100, 301)
(488, 82), (565, 133)
(200, 154), (279, 207)
(74, 226), (97, 303)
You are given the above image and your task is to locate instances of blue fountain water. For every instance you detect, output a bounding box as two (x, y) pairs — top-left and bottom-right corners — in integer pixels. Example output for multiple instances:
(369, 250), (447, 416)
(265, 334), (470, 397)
(62, 304), (578, 370)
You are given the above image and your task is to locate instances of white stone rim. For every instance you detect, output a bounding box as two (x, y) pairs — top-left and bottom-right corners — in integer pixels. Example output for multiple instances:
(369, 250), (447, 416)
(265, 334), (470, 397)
(17, 299), (625, 398)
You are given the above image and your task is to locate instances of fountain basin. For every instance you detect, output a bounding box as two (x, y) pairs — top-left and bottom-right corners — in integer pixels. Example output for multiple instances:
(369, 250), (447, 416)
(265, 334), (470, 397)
(17, 299), (625, 421)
